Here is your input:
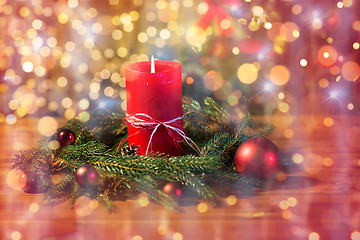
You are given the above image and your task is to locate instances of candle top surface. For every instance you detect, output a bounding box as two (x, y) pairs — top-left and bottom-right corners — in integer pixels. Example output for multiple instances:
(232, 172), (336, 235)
(126, 60), (180, 74)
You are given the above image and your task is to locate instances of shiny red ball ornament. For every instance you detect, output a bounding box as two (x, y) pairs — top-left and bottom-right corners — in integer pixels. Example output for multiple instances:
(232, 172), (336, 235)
(75, 165), (99, 187)
(163, 182), (183, 200)
(234, 138), (281, 180)
(18, 171), (42, 193)
(57, 129), (75, 147)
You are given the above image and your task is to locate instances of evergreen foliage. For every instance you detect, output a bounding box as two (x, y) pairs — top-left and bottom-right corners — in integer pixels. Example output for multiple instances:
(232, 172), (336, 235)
(13, 98), (273, 211)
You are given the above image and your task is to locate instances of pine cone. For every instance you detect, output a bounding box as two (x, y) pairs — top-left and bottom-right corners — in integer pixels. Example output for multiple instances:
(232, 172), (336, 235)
(120, 144), (140, 156)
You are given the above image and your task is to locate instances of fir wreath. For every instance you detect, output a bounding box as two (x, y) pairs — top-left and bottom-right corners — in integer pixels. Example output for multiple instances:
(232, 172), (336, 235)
(13, 97), (275, 212)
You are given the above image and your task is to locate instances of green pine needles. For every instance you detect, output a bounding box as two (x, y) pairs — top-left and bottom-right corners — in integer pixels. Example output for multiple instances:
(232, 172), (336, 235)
(12, 97), (273, 212)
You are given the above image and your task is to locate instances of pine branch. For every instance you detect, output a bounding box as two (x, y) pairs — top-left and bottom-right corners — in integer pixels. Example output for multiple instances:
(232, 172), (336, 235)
(89, 113), (127, 146)
(204, 97), (230, 123)
(44, 193), (71, 206)
(132, 178), (179, 211)
(201, 132), (232, 157)
(12, 97), (276, 212)
(160, 162), (213, 202)
(235, 112), (274, 140)
(55, 140), (221, 204)
(48, 173), (74, 196)
(69, 180), (83, 201)
(166, 155), (222, 173)
(12, 148), (50, 171)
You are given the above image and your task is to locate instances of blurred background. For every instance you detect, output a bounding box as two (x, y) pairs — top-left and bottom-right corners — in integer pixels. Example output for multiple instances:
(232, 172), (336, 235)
(0, 0), (359, 127)
(1, 2), (360, 238)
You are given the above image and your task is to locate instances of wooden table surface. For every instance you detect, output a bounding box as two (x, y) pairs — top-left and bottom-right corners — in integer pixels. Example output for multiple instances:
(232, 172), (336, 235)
(1, 116), (360, 240)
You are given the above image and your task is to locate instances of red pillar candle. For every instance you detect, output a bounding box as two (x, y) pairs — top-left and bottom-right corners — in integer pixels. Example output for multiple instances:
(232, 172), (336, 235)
(124, 60), (184, 156)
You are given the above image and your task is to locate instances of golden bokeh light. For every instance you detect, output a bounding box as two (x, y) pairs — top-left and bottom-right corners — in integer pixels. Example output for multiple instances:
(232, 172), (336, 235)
(29, 202), (40, 213)
(37, 116), (58, 136)
(237, 63), (258, 84)
(186, 26), (207, 46)
(353, 21), (360, 31)
(64, 108), (76, 120)
(6, 114), (17, 125)
(282, 210), (292, 219)
(196, 2), (208, 13)
(248, 19), (260, 31)
(173, 233), (183, 240)
(317, 45), (337, 67)
(48, 140), (60, 150)
(280, 22), (300, 42)
(292, 4), (302, 15)
(309, 232), (320, 240)
(269, 65), (290, 86)
(75, 196), (94, 217)
(19, 6), (30, 17)
(11, 231), (22, 240)
(7, 169), (24, 191)
(227, 95), (238, 106)
(343, 0), (353, 8)
(138, 192), (149, 207)
(279, 102), (290, 112)
(264, 22), (272, 29)
(288, 197), (297, 207)
(225, 195), (238, 206)
(279, 200), (289, 210)
(58, 13), (69, 24)
(323, 117), (334, 127)
(351, 231), (360, 240)
(284, 129), (294, 139)
(252, 6), (264, 17)
(330, 66), (340, 75)
(341, 61), (360, 81)
(347, 103), (354, 111)
(197, 202), (208, 213)
(157, 225), (168, 236)
(292, 153), (304, 164)
(204, 70), (224, 90)
(318, 78), (329, 88)
(353, 42), (360, 50)
(300, 59), (307, 67)
(323, 157), (333, 167)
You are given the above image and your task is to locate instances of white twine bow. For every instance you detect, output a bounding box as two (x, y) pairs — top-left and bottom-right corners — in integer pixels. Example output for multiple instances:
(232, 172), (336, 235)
(118, 113), (201, 155)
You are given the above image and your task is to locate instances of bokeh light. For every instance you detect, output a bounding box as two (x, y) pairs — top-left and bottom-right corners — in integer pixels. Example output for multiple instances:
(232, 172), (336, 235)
(0, 6), (360, 235)
(317, 45), (338, 67)
(11, 231), (21, 240)
(269, 65), (290, 86)
(341, 61), (360, 81)
(74, 196), (94, 217)
(237, 63), (258, 84)
(37, 116), (58, 136)
(22, 61), (34, 72)
(197, 202), (208, 213)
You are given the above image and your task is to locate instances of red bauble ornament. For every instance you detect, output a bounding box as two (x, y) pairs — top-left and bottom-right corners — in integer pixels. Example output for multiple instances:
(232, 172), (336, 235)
(57, 129), (75, 147)
(163, 182), (183, 200)
(75, 165), (99, 187)
(18, 171), (42, 193)
(234, 138), (281, 180)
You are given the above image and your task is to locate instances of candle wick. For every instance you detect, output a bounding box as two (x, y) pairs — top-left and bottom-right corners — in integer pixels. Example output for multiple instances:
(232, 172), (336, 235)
(151, 55), (155, 73)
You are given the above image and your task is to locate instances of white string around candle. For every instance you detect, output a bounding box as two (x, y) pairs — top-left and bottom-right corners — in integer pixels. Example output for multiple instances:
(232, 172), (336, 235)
(118, 113), (201, 156)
